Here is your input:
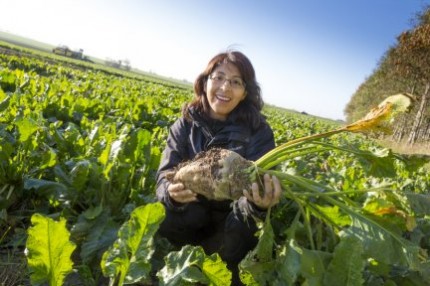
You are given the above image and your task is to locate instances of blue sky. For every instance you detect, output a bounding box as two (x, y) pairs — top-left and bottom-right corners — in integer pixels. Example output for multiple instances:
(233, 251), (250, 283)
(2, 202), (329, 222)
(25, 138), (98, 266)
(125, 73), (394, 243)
(0, 0), (428, 120)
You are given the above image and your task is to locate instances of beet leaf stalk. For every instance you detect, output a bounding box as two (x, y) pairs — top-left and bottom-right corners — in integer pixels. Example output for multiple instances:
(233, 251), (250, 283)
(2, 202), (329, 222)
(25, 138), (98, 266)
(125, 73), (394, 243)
(252, 93), (425, 270)
(254, 93), (413, 170)
(170, 93), (414, 201)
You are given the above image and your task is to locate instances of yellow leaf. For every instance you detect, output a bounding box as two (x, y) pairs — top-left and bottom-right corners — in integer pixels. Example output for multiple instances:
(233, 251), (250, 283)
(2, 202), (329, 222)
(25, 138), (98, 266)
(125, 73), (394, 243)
(344, 93), (414, 135)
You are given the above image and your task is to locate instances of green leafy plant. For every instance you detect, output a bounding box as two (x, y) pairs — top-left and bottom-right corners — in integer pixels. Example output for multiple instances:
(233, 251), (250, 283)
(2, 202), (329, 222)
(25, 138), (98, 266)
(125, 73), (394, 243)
(157, 245), (231, 286)
(25, 213), (76, 286)
(101, 202), (165, 285)
(1, 46), (429, 284)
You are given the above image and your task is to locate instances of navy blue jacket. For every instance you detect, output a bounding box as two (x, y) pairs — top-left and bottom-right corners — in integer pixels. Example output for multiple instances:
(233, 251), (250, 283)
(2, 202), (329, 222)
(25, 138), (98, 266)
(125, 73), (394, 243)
(155, 108), (275, 217)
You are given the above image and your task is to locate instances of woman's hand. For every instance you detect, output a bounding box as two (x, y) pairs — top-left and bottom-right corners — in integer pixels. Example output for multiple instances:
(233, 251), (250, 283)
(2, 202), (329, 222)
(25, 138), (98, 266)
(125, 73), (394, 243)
(243, 174), (281, 209)
(167, 182), (198, 203)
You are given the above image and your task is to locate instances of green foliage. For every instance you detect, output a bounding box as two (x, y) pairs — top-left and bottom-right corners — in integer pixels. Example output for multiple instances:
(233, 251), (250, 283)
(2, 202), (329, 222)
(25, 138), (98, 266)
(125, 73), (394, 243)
(101, 202), (165, 285)
(26, 213), (76, 286)
(157, 245), (231, 286)
(0, 44), (429, 285)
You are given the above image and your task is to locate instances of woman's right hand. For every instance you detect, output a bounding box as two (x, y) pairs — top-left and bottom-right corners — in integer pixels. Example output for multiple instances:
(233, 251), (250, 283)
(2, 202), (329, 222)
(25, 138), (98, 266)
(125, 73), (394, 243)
(167, 182), (198, 203)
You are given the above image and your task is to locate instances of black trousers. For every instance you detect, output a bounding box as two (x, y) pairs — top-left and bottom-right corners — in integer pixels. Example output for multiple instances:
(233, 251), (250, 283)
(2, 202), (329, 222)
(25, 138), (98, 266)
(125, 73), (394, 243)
(158, 202), (258, 285)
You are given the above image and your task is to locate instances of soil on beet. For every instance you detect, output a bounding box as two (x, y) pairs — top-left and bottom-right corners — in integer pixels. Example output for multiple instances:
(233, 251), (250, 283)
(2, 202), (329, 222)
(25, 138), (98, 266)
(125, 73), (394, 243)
(167, 148), (254, 200)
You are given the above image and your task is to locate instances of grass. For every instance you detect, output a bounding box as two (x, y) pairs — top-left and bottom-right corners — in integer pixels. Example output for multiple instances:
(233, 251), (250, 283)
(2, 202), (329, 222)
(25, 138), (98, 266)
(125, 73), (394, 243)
(0, 30), (54, 53)
(0, 250), (29, 286)
(0, 225), (28, 286)
(379, 139), (430, 155)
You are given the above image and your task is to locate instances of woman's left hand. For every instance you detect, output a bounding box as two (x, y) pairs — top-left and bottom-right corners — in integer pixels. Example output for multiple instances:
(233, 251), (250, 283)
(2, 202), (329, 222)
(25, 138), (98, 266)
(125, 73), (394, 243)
(243, 174), (282, 209)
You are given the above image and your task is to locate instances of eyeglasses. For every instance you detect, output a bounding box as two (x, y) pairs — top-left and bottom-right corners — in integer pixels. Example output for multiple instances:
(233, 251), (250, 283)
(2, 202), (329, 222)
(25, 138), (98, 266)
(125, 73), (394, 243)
(209, 73), (246, 89)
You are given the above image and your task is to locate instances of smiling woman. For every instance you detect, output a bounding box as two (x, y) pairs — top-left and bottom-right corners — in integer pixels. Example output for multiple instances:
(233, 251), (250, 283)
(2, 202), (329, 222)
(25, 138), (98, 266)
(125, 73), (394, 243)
(190, 51), (265, 125)
(155, 50), (281, 285)
(205, 63), (247, 120)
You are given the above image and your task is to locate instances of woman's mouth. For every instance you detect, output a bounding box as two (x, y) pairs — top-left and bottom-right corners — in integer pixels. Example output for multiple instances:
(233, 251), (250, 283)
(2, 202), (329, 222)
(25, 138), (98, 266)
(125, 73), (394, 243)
(216, 94), (231, 102)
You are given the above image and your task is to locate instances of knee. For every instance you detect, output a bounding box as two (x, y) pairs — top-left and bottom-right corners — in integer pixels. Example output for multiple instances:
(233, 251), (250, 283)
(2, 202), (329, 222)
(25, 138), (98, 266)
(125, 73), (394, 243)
(221, 212), (258, 264)
(158, 202), (210, 244)
(163, 202), (209, 224)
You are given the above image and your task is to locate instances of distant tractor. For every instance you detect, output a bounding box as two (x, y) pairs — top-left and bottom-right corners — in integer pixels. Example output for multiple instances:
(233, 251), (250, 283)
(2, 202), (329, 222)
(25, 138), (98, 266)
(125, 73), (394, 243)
(52, 45), (84, 59)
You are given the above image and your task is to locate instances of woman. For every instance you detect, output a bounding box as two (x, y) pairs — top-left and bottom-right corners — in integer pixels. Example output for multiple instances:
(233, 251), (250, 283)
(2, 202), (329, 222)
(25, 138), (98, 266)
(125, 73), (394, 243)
(156, 50), (281, 285)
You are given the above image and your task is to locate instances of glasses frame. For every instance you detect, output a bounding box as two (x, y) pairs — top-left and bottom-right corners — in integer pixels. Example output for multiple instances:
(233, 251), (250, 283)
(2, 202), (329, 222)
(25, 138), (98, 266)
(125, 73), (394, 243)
(209, 73), (246, 89)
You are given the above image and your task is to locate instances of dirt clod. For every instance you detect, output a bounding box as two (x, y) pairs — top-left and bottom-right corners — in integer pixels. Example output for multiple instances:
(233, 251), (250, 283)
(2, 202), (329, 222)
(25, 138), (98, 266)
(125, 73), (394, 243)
(169, 148), (254, 200)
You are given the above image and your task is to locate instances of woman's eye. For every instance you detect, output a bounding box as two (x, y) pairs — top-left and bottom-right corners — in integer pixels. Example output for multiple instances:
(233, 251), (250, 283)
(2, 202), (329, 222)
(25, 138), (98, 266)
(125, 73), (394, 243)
(232, 80), (242, 86)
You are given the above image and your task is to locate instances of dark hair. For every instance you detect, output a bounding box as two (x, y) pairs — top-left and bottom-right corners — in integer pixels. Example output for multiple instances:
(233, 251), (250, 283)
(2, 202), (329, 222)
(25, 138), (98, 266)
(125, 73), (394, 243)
(183, 50), (264, 129)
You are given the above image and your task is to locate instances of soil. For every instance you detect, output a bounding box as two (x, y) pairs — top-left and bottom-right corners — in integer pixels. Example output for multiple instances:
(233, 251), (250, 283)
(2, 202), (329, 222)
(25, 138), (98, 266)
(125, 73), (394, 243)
(0, 249), (30, 286)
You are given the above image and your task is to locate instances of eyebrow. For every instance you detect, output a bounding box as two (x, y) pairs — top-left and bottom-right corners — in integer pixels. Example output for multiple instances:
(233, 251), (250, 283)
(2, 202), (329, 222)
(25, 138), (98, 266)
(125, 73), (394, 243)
(212, 71), (242, 78)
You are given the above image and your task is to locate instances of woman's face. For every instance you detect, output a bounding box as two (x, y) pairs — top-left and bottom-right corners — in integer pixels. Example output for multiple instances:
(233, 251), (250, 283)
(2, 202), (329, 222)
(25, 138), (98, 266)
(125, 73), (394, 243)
(205, 62), (246, 121)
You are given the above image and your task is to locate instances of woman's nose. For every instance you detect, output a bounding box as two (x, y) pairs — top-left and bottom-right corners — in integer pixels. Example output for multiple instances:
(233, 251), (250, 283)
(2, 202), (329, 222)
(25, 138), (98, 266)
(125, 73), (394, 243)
(220, 79), (232, 90)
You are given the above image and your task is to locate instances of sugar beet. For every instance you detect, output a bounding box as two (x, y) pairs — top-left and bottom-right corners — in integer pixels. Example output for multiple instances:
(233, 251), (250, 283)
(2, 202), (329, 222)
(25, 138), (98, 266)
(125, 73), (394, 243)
(167, 148), (254, 200)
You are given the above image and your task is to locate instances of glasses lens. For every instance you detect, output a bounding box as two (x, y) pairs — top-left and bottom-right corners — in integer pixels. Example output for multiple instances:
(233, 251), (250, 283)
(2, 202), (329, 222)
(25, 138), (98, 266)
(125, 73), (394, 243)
(213, 74), (225, 82)
(210, 74), (245, 89)
(231, 79), (244, 88)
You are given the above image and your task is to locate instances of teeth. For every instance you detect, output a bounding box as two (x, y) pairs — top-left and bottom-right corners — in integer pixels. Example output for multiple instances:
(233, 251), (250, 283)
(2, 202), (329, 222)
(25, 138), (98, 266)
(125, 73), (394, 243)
(216, 95), (230, 101)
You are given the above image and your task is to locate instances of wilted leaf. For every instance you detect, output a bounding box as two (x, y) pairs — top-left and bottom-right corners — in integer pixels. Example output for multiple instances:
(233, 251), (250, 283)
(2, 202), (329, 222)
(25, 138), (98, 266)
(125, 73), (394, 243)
(344, 93), (414, 135)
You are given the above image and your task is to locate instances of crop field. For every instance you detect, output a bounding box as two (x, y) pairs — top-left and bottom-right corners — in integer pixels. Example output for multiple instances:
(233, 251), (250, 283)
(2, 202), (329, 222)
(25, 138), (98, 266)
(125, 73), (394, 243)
(0, 44), (429, 285)
(0, 31), (55, 54)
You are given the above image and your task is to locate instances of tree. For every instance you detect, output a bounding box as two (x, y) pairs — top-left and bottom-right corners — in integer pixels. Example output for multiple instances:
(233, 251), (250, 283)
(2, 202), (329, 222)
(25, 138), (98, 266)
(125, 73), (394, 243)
(392, 18), (430, 144)
(345, 6), (430, 146)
